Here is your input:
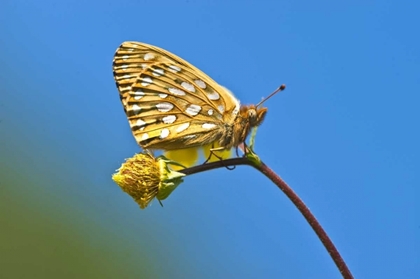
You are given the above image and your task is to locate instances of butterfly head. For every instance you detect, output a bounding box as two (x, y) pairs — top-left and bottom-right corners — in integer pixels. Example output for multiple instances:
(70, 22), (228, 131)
(230, 104), (268, 148)
(231, 85), (286, 148)
(242, 105), (268, 128)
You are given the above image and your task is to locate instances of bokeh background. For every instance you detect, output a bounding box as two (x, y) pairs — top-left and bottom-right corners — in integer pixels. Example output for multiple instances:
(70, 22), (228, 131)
(1, 1), (419, 278)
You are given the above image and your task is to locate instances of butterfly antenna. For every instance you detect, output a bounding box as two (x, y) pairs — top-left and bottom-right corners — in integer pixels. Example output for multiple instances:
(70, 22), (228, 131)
(256, 84), (286, 107)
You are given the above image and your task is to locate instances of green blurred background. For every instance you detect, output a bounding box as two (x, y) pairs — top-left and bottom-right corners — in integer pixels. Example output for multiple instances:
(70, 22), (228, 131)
(1, 133), (161, 278)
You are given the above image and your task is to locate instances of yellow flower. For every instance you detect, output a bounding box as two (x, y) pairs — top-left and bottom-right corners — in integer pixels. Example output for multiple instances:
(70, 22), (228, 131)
(164, 142), (232, 170)
(112, 152), (185, 209)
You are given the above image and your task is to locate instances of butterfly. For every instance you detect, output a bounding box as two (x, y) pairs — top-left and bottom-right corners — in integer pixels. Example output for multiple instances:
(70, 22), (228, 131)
(113, 41), (284, 166)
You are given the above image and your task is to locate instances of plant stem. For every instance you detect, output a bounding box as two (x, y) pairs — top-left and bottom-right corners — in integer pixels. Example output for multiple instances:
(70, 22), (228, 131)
(180, 157), (353, 279)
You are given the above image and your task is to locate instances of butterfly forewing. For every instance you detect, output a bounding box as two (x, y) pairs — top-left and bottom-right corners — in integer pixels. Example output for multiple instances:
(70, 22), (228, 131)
(113, 42), (241, 150)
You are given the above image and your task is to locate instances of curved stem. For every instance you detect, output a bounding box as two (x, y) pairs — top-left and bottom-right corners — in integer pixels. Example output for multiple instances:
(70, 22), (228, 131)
(180, 157), (353, 279)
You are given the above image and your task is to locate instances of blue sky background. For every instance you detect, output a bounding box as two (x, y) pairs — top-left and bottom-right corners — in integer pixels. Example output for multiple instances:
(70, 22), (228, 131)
(1, 1), (419, 278)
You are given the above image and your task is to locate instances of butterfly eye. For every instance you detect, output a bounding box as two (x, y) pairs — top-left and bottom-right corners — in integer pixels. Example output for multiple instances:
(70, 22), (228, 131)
(248, 109), (258, 124)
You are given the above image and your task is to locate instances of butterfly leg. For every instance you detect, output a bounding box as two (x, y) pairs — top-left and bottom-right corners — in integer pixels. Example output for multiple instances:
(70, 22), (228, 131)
(203, 143), (221, 164)
(232, 143), (248, 158)
(240, 142), (249, 157)
(143, 148), (156, 157)
(204, 145), (236, 170)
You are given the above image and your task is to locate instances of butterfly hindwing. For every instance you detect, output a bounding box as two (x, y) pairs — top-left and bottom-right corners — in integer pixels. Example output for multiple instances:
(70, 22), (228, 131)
(113, 42), (240, 150)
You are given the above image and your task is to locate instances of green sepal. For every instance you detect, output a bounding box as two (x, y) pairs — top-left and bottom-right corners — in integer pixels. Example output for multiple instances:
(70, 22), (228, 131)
(156, 156), (186, 201)
(245, 147), (263, 167)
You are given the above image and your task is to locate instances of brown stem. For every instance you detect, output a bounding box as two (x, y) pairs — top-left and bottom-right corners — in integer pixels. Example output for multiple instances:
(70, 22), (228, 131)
(179, 157), (353, 279)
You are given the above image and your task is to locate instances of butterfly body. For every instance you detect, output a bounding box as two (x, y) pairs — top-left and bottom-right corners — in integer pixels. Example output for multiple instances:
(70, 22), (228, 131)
(113, 42), (268, 153)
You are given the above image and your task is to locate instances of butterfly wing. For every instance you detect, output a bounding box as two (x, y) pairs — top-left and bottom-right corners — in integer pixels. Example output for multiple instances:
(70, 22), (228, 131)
(113, 41), (240, 150)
